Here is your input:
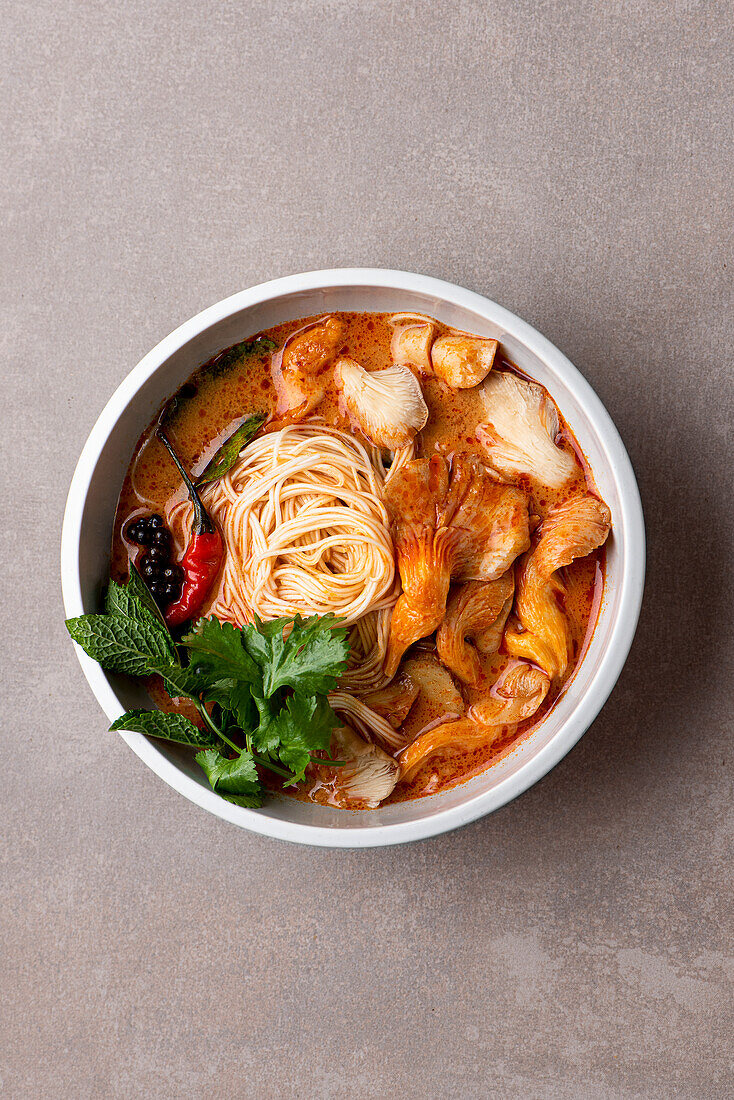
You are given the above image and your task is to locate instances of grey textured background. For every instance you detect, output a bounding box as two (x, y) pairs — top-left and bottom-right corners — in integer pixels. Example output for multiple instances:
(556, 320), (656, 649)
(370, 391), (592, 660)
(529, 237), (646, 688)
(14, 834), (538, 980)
(2, 1), (733, 1097)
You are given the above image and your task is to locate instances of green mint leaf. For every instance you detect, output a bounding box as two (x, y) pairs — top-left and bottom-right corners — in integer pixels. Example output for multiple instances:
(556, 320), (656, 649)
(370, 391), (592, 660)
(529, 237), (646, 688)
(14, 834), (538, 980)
(126, 562), (174, 634)
(102, 564), (177, 666)
(197, 414), (266, 486)
(65, 614), (175, 676)
(105, 565), (175, 650)
(195, 748), (262, 798)
(269, 694), (340, 784)
(110, 709), (217, 747)
(205, 336), (278, 379)
(105, 579), (157, 627)
(242, 614), (349, 698)
(156, 663), (207, 700)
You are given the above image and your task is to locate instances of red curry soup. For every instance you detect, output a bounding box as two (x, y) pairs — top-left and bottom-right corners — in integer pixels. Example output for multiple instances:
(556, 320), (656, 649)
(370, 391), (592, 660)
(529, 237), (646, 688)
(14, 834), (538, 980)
(99, 311), (610, 810)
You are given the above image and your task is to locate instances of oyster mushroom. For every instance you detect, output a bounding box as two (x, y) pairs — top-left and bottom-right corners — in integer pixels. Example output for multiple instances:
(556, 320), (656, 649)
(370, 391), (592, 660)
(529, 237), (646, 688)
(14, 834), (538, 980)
(430, 334), (498, 389)
(398, 652), (465, 742)
(391, 321), (436, 373)
(282, 314), (345, 378)
(275, 315), (345, 421)
(382, 454), (530, 676)
(334, 357), (429, 449)
(329, 724), (400, 807)
(505, 494), (612, 680)
(329, 690), (407, 752)
(436, 571), (515, 686)
(399, 661), (550, 783)
(477, 371), (577, 489)
(361, 672), (420, 728)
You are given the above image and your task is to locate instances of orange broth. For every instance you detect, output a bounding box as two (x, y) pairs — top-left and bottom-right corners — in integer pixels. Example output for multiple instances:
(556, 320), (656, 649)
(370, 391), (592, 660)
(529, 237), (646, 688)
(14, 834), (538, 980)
(111, 312), (605, 806)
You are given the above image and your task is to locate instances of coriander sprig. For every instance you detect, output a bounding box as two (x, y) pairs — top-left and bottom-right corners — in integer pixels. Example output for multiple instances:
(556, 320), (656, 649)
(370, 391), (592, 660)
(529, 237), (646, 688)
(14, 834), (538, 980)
(66, 571), (350, 809)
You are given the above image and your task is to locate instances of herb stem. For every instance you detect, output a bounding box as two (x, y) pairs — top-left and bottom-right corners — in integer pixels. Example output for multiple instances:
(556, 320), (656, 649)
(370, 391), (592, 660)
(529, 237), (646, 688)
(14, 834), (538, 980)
(251, 753), (294, 779)
(192, 699), (290, 778)
(193, 698), (240, 754)
(217, 730), (243, 754)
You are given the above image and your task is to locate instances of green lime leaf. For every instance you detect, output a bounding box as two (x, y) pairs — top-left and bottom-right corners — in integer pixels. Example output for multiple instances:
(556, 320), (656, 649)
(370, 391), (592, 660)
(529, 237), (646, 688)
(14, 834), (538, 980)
(110, 709), (217, 747)
(205, 336), (278, 379)
(197, 415), (266, 486)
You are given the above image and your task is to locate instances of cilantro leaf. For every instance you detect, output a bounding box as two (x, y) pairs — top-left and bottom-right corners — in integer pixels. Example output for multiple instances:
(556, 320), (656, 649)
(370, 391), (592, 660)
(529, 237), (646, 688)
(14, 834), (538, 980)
(182, 618), (261, 727)
(110, 709), (217, 747)
(268, 694), (340, 784)
(197, 415), (266, 486)
(65, 614), (175, 676)
(221, 792), (264, 808)
(203, 677), (258, 733)
(195, 748), (263, 804)
(249, 691), (280, 754)
(67, 590), (353, 813)
(199, 677), (257, 730)
(242, 614), (349, 698)
(183, 617), (260, 687)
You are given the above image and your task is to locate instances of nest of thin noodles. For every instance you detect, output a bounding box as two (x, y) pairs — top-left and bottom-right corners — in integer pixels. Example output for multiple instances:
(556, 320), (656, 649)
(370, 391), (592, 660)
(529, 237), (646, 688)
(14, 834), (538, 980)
(168, 422), (413, 712)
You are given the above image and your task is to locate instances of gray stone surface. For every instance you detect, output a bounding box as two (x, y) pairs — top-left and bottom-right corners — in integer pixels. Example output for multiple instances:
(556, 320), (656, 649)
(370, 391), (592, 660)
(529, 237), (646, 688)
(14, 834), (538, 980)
(2, 0), (732, 1096)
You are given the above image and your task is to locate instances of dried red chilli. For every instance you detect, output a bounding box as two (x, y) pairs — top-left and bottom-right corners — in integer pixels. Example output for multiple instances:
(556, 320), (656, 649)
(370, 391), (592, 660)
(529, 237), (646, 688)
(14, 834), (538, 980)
(156, 428), (224, 628)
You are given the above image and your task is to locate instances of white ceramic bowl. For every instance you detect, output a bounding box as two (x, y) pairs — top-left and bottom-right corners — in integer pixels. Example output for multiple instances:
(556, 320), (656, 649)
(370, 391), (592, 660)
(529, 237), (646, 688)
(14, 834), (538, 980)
(61, 269), (645, 847)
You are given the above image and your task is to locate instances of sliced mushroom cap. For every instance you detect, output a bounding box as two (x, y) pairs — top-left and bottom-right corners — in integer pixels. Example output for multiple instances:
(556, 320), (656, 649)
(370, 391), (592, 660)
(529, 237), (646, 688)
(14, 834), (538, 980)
(448, 461), (530, 583)
(334, 357), (429, 449)
(398, 652), (465, 743)
(477, 371), (577, 489)
(361, 672), (420, 728)
(282, 315), (345, 378)
(431, 335), (498, 389)
(436, 572), (515, 686)
(505, 494), (612, 679)
(382, 454), (529, 676)
(391, 322), (436, 373)
(274, 315), (345, 421)
(329, 724), (400, 807)
(399, 660), (550, 783)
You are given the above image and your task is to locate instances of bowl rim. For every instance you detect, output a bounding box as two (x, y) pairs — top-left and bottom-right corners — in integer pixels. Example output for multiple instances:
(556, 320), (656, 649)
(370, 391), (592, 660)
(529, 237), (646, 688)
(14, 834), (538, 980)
(61, 267), (645, 847)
